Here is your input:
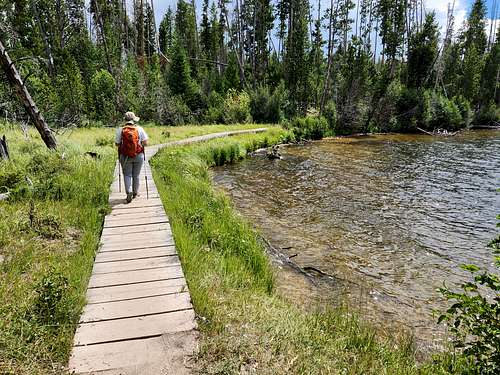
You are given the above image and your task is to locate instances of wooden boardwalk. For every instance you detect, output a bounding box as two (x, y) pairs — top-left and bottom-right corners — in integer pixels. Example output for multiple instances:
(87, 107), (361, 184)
(69, 129), (266, 374)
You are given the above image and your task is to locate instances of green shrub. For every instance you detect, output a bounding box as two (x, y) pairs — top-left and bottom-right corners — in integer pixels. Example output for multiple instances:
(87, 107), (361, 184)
(222, 89), (252, 124)
(394, 87), (421, 132)
(438, 213), (500, 374)
(452, 95), (472, 127)
(474, 101), (500, 125)
(249, 85), (286, 124)
(422, 91), (463, 131)
(89, 69), (117, 124)
(31, 268), (71, 326)
(286, 116), (328, 140)
(204, 91), (224, 124)
(160, 95), (195, 125)
(323, 100), (337, 133)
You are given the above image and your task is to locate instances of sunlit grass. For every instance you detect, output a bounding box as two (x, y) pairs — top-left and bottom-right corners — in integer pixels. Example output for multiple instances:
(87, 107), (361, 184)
(150, 131), (459, 374)
(0, 121), (274, 374)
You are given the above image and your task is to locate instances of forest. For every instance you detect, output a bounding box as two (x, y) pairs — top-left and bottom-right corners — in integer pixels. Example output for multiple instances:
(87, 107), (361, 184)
(0, 0), (499, 135)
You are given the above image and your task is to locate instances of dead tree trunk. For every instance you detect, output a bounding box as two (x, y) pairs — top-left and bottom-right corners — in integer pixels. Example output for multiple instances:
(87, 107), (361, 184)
(0, 40), (57, 149)
(0, 135), (9, 159)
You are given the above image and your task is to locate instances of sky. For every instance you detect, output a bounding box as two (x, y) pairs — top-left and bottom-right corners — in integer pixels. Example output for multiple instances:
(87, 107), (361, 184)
(151, 0), (499, 39)
(84, 1), (499, 42)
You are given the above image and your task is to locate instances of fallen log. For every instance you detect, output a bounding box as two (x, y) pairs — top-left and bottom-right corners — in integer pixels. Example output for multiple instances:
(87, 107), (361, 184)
(416, 127), (462, 136)
(0, 39), (57, 149)
(470, 124), (500, 129)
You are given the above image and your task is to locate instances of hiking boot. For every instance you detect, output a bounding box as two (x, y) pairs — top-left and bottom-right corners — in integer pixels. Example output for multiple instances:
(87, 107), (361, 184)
(126, 192), (133, 203)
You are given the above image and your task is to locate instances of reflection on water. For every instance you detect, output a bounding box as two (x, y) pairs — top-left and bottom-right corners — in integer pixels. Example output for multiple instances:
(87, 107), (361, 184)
(212, 130), (500, 353)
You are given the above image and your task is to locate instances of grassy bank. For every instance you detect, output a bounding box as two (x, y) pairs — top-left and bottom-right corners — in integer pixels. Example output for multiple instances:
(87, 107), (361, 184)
(0, 122), (268, 374)
(151, 129), (460, 374)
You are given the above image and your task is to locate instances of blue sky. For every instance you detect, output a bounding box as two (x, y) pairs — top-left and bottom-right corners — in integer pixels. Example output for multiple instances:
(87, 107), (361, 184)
(82, 1), (498, 40)
(151, 0), (498, 38)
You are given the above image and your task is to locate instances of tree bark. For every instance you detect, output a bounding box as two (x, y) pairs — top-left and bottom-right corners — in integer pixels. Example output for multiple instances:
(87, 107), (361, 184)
(0, 40), (57, 149)
(0, 135), (9, 160)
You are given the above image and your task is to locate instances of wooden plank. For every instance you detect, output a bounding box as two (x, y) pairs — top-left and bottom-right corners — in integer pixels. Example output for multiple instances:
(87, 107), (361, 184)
(92, 256), (180, 274)
(99, 237), (175, 253)
(95, 246), (177, 263)
(80, 292), (192, 323)
(104, 212), (168, 223)
(101, 223), (170, 237)
(108, 206), (166, 217)
(88, 266), (184, 288)
(86, 279), (188, 304)
(69, 332), (197, 374)
(104, 216), (169, 228)
(99, 233), (174, 251)
(73, 309), (196, 346)
(110, 198), (163, 210)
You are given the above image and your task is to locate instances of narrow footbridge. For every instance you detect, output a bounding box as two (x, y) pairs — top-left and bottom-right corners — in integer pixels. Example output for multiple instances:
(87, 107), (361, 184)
(69, 129), (266, 374)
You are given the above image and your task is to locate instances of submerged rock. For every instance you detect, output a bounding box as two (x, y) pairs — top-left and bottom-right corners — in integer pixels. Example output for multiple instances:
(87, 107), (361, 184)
(267, 145), (282, 160)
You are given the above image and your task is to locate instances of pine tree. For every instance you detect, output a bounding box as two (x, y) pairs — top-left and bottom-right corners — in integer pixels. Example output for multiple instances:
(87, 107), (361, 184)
(407, 12), (439, 88)
(175, 0), (199, 73)
(480, 26), (500, 105)
(284, 0), (311, 113)
(159, 7), (174, 55)
(464, 0), (488, 55)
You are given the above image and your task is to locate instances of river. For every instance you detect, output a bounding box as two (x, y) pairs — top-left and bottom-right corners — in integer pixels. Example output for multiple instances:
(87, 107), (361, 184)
(212, 130), (500, 354)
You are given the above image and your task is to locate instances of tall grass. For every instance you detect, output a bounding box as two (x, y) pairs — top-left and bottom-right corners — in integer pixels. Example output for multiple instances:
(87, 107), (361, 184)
(0, 122), (270, 374)
(151, 130), (453, 374)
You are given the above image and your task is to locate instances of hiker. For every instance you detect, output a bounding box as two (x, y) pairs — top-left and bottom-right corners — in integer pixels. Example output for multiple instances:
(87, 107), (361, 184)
(115, 112), (149, 203)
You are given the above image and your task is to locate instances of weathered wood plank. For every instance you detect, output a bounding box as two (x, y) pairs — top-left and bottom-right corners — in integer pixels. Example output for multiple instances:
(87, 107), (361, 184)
(69, 332), (197, 374)
(94, 246), (177, 263)
(80, 292), (191, 323)
(73, 309), (196, 346)
(101, 223), (170, 237)
(99, 234), (175, 252)
(88, 266), (184, 288)
(92, 256), (180, 274)
(100, 238), (175, 253)
(103, 216), (169, 229)
(107, 207), (166, 217)
(86, 279), (188, 304)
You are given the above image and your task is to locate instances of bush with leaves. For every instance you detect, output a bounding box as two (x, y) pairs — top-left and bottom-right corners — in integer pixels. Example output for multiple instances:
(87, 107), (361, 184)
(204, 91), (224, 124)
(323, 100), (338, 133)
(438, 212), (500, 374)
(422, 91), (463, 131)
(222, 89), (252, 124)
(89, 69), (117, 124)
(249, 85), (287, 124)
(474, 101), (500, 125)
(286, 116), (328, 140)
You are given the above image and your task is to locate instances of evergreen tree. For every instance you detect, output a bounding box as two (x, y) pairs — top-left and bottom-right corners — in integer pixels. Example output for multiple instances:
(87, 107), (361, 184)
(284, 0), (311, 113)
(407, 12), (439, 88)
(167, 35), (199, 108)
(175, 0), (199, 73)
(480, 26), (500, 105)
(159, 7), (174, 55)
(200, 0), (212, 57)
(464, 0), (488, 55)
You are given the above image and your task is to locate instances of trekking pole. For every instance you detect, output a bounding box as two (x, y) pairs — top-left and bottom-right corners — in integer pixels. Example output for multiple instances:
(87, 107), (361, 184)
(145, 175), (149, 199)
(118, 163), (121, 192)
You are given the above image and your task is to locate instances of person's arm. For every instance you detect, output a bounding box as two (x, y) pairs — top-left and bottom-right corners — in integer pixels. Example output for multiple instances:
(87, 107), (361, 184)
(140, 128), (149, 146)
(115, 128), (122, 147)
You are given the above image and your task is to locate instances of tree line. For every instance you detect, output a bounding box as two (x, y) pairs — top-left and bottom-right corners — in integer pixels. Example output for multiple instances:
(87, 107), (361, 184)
(0, 0), (498, 134)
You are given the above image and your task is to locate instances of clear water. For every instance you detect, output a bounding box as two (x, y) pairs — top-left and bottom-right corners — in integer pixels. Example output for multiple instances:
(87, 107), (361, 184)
(213, 131), (500, 353)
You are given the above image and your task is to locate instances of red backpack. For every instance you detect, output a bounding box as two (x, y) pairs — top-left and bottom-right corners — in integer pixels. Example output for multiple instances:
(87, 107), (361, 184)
(119, 125), (143, 157)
